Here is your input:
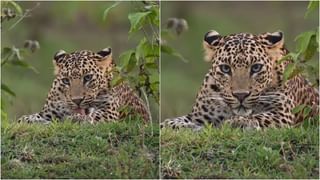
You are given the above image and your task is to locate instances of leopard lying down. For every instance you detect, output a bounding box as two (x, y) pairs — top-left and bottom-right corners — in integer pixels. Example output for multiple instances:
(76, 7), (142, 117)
(162, 30), (319, 130)
(18, 48), (150, 124)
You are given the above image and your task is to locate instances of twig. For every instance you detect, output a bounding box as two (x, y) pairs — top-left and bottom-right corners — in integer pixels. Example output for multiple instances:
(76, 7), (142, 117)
(142, 27), (151, 43)
(140, 87), (153, 136)
(7, 3), (40, 31)
(148, 18), (158, 38)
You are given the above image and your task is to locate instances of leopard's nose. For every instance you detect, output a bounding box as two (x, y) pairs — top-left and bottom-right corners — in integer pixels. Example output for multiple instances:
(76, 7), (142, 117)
(72, 98), (84, 105)
(232, 91), (251, 103)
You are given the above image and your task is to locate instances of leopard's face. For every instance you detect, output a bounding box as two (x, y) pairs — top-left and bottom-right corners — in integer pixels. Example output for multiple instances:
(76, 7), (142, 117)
(52, 48), (113, 111)
(203, 31), (285, 116)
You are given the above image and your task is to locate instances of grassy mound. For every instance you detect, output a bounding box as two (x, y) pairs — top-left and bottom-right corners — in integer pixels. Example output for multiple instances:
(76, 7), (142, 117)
(1, 119), (159, 179)
(161, 124), (319, 179)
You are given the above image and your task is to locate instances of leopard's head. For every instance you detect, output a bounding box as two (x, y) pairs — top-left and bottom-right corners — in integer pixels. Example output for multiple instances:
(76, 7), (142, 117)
(203, 30), (286, 116)
(52, 48), (113, 110)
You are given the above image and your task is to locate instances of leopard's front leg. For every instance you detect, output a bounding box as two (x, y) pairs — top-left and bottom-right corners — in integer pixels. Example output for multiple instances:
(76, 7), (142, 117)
(67, 108), (119, 123)
(161, 115), (202, 130)
(18, 113), (51, 124)
(66, 113), (94, 124)
(225, 111), (294, 129)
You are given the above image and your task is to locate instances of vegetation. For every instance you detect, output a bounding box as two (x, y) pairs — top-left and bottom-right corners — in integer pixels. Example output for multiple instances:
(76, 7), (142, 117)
(1, 1), (40, 120)
(1, 2), (160, 178)
(281, 1), (319, 121)
(160, 1), (318, 179)
(1, 1), (319, 179)
(161, 124), (318, 179)
(104, 1), (160, 105)
(2, 119), (159, 179)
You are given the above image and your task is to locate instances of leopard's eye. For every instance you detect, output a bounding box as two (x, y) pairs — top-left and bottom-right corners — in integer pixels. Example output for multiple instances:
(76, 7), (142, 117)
(61, 78), (70, 85)
(83, 74), (93, 83)
(251, 64), (263, 74)
(219, 64), (231, 74)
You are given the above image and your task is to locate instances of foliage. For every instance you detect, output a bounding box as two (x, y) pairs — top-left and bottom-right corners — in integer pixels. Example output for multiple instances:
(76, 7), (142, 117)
(1, 118), (159, 178)
(1, 1), (39, 119)
(279, 1), (319, 121)
(161, 124), (319, 179)
(103, 1), (159, 104)
(103, 1), (187, 105)
(161, 17), (188, 62)
(280, 1), (319, 85)
(280, 29), (319, 84)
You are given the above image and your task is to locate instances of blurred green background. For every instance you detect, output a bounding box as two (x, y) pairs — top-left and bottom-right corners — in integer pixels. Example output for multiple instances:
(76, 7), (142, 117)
(161, 1), (319, 120)
(2, 1), (159, 121)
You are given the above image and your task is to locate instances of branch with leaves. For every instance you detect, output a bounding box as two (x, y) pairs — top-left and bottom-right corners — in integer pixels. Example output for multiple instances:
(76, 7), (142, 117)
(1, 1), (40, 119)
(103, 1), (160, 104)
(280, 1), (319, 127)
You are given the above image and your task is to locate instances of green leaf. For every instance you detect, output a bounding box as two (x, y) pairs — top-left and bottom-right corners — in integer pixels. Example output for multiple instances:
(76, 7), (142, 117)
(277, 52), (297, 64)
(8, 0), (23, 16)
(111, 75), (124, 87)
(147, 4), (159, 26)
(119, 50), (135, 66)
(136, 38), (159, 61)
(126, 55), (137, 73)
(128, 11), (151, 34)
(102, 2), (120, 21)
(119, 50), (136, 73)
(316, 27), (319, 45)
(303, 106), (312, 118)
(304, 33), (317, 60)
(150, 72), (159, 83)
(161, 44), (187, 62)
(305, 1), (319, 18)
(287, 65), (303, 82)
(138, 74), (147, 84)
(1, 47), (12, 58)
(136, 38), (147, 61)
(145, 62), (158, 69)
(295, 31), (316, 54)
(283, 63), (295, 82)
(1, 107), (9, 128)
(11, 60), (39, 73)
(1, 47), (13, 65)
(292, 104), (305, 114)
(303, 58), (319, 86)
(1, 83), (16, 97)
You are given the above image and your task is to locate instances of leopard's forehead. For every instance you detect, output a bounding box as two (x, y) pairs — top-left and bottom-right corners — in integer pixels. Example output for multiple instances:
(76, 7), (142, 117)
(215, 33), (268, 67)
(58, 50), (101, 77)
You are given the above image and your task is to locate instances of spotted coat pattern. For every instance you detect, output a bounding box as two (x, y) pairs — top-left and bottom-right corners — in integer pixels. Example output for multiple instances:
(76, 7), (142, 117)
(162, 31), (319, 130)
(18, 49), (150, 123)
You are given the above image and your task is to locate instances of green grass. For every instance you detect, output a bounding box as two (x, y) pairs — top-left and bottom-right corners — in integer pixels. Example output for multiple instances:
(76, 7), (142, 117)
(161, 124), (319, 179)
(1, 119), (159, 179)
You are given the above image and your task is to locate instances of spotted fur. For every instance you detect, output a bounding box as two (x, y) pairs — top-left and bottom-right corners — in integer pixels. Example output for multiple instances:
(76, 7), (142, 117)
(18, 48), (150, 123)
(162, 30), (319, 130)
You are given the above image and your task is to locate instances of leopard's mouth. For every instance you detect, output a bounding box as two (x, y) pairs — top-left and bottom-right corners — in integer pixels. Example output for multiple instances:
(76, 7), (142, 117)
(232, 105), (252, 116)
(72, 108), (94, 115)
(73, 108), (86, 115)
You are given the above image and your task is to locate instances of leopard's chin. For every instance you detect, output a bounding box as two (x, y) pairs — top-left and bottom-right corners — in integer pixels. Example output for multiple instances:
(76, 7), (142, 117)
(232, 106), (252, 116)
(72, 108), (86, 115)
(71, 107), (95, 115)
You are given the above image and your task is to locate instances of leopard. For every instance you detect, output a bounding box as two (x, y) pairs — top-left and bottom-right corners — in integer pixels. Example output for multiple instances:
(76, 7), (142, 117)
(18, 48), (150, 124)
(161, 30), (319, 130)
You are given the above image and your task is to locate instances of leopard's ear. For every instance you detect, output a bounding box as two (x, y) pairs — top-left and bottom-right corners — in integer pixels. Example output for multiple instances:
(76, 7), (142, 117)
(259, 31), (285, 61)
(53, 50), (67, 75)
(96, 47), (113, 71)
(203, 30), (222, 62)
(259, 31), (284, 48)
